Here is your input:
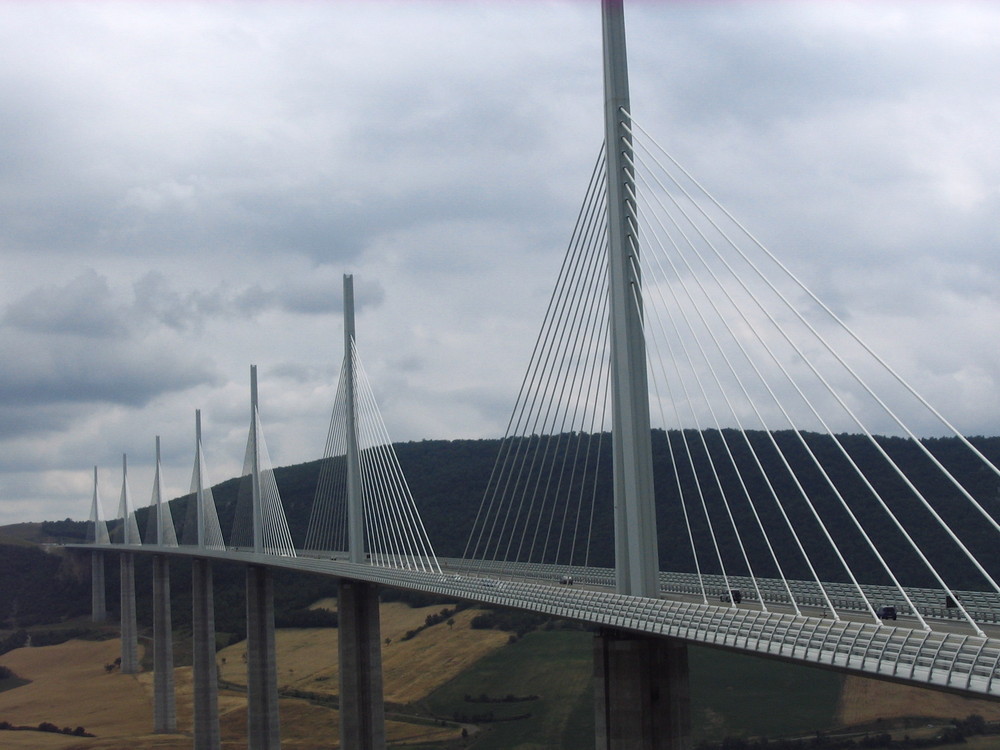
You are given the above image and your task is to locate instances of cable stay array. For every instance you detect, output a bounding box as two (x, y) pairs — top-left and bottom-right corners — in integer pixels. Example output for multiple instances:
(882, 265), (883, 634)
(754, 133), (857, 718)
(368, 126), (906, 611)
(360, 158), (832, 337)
(304, 341), (441, 574)
(463, 112), (1000, 636)
(180, 412), (226, 550)
(144, 437), (178, 547)
(87, 466), (110, 545)
(90, 323), (438, 568)
(304, 358), (349, 554)
(115, 455), (141, 545)
(464, 148), (614, 574)
(230, 399), (296, 557)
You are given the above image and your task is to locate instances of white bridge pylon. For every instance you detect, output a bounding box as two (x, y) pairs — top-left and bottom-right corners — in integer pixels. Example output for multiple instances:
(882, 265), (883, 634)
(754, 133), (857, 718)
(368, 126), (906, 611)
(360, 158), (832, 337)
(230, 365), (296, 557)
(303, 274), (441, 574)
(462, 111), (1000, 639)
(93, 278), (439, 571)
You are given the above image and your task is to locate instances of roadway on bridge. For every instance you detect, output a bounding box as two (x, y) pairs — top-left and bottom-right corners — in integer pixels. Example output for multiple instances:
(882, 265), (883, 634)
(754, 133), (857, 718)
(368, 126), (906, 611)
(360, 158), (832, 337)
(434, 560), (1000, 641)
(74, 544), (1000, 699)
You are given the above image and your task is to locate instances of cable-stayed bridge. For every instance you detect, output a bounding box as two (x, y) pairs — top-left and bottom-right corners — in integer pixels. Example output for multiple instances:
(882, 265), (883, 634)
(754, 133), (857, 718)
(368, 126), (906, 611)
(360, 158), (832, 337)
(68, 2), (1000, 749)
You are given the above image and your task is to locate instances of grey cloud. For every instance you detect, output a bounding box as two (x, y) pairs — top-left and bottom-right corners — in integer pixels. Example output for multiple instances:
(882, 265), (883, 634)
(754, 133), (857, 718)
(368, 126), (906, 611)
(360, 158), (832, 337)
(2, 1), (1000, 527)
(236, 273), (384, 317)
(4, 269), (124, 337)
(0, 334), (215, 409)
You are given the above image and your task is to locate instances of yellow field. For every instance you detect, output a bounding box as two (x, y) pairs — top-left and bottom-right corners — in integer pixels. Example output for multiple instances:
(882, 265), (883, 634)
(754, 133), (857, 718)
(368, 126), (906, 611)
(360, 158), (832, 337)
(8, 606), (1000, 749)
(218, 601), (507, 704)
(837, 674), (1000, 726)
(0, 601), (505, 749)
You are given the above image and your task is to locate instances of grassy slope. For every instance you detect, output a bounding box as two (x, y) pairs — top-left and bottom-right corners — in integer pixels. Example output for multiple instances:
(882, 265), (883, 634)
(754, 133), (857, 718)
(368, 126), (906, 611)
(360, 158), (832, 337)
(0, 523), (47, 547)
(422, 629), (595, 750)
(3, 613), (999, 749)
(837, 674), (1000, 727)
(689, 646), (843, 741)
(422, 631), (846, 748)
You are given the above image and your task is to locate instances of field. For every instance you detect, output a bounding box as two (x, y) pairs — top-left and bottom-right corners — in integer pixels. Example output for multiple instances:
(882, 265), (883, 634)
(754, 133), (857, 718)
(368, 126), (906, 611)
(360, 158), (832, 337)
(837, 674), (1000, 727)
(3, 600), (1000, 749)
(217, 601), (509, 704)
(422, 628), (595, 750)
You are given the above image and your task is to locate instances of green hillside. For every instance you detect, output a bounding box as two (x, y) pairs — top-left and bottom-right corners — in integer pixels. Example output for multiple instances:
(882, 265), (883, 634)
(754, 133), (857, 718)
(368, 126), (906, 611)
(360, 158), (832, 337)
(4, 429), (1000, 639)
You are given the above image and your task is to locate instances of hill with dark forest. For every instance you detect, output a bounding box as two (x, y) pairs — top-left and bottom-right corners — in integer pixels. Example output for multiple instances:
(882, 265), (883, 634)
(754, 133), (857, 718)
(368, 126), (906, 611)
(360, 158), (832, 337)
(3, 430), (1000, 641)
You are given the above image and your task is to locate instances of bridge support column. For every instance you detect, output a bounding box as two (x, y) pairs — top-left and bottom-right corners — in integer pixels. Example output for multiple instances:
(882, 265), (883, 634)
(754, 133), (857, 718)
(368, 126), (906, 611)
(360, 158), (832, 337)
(152, 554), (177, 733)
(91, 551), (106, 622)
(246, 564), (280, 750)
(338, 579), (386, 750)
(120, 552), (138, 674)
(192, 558), (221, 749)
(594, 630), (690, 750)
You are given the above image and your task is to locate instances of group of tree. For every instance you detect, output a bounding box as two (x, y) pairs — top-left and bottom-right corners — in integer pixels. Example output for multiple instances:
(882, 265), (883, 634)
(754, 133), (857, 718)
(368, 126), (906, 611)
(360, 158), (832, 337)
(696, 715), (998, 750)
(5, 430), (1000, 635)
(0, 720), (93, 737)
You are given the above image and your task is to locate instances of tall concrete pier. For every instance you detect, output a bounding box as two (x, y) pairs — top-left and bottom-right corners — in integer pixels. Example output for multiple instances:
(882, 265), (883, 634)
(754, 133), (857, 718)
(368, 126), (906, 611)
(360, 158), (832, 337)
(246, 564), (280, 750)
(191, 410), (222, 749)
(117, 453), (139, 673)
(594, 631), (691, 750)
(597, 3), (690, 747)
(338, 579), (386, 750)
(192, 557), (221, 749)
(119, 552), (138, 674)
(338, 274), (388, 748)
(91, 551), (106, 623)
(89, 465), (109, 623)
(152, 554), (177, 733)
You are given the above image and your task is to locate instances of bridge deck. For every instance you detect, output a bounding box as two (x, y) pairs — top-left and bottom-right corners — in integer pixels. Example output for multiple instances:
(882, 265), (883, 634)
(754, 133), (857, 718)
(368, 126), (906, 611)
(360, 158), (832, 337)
(73, 544), (1000, 700)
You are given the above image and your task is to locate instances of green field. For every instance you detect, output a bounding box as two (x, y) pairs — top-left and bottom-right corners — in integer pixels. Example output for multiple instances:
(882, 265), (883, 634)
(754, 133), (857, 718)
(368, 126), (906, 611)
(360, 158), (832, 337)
(419, 628), (844, 749)
(422, 629), (594, 750)
(689, 646), (843, 741)
(0, 677), (29, 694)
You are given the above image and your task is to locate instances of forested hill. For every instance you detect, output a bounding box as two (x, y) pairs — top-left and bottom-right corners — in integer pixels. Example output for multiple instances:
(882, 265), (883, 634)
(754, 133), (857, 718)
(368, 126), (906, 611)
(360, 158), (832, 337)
(115, 431), (1000, 589)
(5, 430), (1000, 633)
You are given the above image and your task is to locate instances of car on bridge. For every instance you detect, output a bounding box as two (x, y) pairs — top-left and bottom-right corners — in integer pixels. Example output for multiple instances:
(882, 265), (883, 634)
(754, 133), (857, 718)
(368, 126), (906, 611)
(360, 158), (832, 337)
(878, 605), (897, 620)
(720, 589), (742, 604)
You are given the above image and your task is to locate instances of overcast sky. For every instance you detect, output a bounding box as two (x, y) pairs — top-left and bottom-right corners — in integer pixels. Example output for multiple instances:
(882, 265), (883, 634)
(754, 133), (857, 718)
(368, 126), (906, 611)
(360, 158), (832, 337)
(2, 1), (999, 527)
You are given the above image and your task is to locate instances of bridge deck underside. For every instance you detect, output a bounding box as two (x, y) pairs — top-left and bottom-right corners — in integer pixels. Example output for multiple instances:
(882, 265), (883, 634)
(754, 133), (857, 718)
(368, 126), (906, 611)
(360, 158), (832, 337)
(77, 544), (1000, 700)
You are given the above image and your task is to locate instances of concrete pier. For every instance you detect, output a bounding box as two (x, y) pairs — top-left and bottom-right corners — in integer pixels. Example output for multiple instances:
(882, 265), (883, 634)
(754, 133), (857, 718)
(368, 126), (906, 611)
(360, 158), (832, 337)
(246, 565), (280, 750)
(91, 551), (106, 623)
(152, 554), (177, 733)
(119, 552), (138, 674)
(192, 558), (221, 749)
(594, 630), (691, 750)
(338, 579), (386, 750)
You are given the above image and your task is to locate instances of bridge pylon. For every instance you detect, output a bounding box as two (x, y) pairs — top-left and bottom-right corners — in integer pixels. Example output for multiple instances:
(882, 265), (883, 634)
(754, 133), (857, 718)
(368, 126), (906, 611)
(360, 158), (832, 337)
(88, 466), (108, 622)
(244, 369), (282, 749)
(338, 273), (388, 749)
(118, 454), (139, 675)
(150, 437), (177, 734)
(191, 411), (221, 750)
(598, 3), (691, 748)
(603, 0), (658, 601)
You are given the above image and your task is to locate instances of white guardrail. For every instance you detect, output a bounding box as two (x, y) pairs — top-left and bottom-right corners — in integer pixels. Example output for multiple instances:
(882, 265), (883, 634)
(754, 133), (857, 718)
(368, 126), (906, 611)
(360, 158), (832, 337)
(74, 544), (1000, 699)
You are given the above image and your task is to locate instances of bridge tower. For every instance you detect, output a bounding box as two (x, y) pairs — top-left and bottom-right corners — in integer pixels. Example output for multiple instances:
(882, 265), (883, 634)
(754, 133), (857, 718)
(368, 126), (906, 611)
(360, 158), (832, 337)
(604, 0), (658, 602)
(89, 466), (107, 622)
(338, 273), (387, 750)
(191, 409), (222, 750)
(151, 436), (178, 733)
(246, 366), (281, 750)
(118, 453), (139, 675)
(598, 2), (691, 748)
